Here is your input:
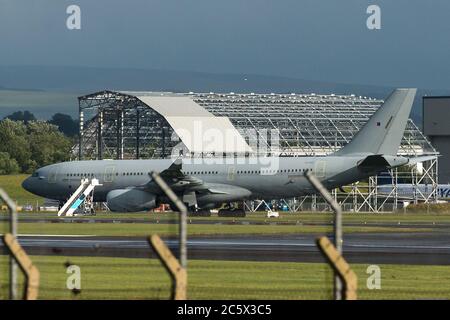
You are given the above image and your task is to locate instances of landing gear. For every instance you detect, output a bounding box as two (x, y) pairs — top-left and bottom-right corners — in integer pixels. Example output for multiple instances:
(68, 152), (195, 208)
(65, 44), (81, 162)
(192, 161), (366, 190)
(218, 203), (246, 217)
(187, 208), (212, 217)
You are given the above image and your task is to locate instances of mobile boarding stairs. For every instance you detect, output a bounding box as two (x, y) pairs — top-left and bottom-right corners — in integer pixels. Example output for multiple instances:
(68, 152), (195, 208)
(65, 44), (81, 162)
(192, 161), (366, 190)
(58, 178), (101, 216)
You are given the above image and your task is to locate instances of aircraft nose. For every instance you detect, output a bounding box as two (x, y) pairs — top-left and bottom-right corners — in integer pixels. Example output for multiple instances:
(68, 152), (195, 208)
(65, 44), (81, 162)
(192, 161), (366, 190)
(22, 177), (33, 193)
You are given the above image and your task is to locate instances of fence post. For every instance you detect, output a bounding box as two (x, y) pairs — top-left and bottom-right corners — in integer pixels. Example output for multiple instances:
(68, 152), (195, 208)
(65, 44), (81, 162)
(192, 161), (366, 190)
(150, 171), (188, 299)
(0, 188), (18, 300)
(316, 236), (357, 300)
(150, 171), (187, 268)
(2, 233), (40, 300)
(304, 171), (343, 300)
(149, 235), (187, 300)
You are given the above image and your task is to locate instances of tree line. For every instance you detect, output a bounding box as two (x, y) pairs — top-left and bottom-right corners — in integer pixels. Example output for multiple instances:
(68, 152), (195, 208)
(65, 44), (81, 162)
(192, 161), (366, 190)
(0, 111), (78, 174)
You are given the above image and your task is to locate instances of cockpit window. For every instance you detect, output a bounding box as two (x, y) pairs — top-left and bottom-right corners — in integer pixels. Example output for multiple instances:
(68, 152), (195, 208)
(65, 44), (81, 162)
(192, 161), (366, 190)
(32, 171), (39, 177)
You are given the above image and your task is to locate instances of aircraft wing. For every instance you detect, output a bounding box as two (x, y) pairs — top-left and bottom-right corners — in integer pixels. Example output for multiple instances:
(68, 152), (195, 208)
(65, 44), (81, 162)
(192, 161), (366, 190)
(145, 158), (205, 193)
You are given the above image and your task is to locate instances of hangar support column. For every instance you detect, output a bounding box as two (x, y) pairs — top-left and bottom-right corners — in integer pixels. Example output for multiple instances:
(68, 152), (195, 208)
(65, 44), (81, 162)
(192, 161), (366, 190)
(116, 109), (124, 160)
(136, 110), (140, 159)
(97, 109), (103, 160)
(78, 98), (84, 161)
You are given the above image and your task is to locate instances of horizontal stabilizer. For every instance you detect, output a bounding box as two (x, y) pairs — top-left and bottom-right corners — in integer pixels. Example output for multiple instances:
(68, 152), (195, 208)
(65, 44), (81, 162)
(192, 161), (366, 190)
(357, 154), (408, 170)
(407, 155), (438, 166)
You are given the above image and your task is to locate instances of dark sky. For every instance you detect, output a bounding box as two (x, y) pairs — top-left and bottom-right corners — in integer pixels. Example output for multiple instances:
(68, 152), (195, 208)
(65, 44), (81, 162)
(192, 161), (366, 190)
(1, 0), (450, 89)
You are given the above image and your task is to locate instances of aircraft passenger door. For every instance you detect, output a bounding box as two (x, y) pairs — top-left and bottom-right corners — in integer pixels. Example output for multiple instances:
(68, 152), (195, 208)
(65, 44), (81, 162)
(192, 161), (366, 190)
(314, 161), (326, 178)
(227, 166), (236, 181)
(103, 165), (116, 184)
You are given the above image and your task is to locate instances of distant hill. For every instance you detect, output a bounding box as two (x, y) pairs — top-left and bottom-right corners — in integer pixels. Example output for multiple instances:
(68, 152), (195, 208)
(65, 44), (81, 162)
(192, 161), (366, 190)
(1, 65), (449, 124)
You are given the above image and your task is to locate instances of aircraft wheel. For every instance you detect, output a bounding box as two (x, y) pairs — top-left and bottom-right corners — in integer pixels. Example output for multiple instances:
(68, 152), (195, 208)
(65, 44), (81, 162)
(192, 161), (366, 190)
(218, 208), (246, 217)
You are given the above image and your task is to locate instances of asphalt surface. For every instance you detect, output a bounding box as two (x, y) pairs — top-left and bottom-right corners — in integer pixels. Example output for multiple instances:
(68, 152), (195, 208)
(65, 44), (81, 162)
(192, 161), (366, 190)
(1, 216), (449, 229)
(2, 232), (450, 265)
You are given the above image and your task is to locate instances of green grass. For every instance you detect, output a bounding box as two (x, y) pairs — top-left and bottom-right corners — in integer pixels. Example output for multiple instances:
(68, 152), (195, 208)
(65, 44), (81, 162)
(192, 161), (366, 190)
(6, 210), (450, 224)
(1, 255), (450, 300)
(0, 174), (44, 206)
(0, 221), (432, 236)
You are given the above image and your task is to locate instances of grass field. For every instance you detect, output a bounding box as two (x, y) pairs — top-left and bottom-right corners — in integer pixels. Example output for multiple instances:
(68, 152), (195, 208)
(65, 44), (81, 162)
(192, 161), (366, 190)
(0, 220), (434, 236)
(1, 255), (450, 300)
(0, 174), (43, 206)
(5, 211), (450, 224)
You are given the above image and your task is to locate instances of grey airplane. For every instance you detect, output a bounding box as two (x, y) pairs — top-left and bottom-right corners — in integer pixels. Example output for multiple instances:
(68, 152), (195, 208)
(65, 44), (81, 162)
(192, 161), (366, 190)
(22, 88), (433, 213)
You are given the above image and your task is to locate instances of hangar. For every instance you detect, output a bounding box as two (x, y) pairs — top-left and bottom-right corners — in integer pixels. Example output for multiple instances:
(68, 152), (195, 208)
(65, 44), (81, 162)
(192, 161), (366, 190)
(74, 90), (439, 212)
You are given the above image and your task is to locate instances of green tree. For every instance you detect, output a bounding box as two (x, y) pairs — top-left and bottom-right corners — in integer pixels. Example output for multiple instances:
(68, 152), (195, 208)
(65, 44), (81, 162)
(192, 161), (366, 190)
(26, 121), (72, 168)
(4, 110), (36, 124)
(48, 113), (79, 137)
(0, 119), (31, 172)
(0, 152), (20, 174)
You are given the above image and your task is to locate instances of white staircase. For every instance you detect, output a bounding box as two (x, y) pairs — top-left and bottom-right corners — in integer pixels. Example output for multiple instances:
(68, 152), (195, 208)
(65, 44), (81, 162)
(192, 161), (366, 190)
(58, 178), (101, 216)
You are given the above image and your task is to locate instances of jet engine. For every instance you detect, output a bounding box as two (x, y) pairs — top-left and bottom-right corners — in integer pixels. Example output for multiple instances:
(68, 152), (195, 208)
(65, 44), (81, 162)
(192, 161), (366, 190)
(106, 188), (157, 212)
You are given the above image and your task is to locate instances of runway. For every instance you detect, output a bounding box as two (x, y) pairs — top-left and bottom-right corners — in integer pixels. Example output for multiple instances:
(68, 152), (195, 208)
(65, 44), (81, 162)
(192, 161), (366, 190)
(2, 232), (450, 265)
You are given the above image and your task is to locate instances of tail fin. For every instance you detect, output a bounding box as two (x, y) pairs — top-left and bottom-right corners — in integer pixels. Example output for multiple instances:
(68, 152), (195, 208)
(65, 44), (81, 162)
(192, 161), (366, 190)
(335, 88), (416, 156)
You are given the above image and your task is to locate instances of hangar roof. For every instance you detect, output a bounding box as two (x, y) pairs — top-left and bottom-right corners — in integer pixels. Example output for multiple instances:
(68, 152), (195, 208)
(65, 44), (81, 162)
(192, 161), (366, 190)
(136, 95), (252, 153)
(77, 90), (436, 159)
